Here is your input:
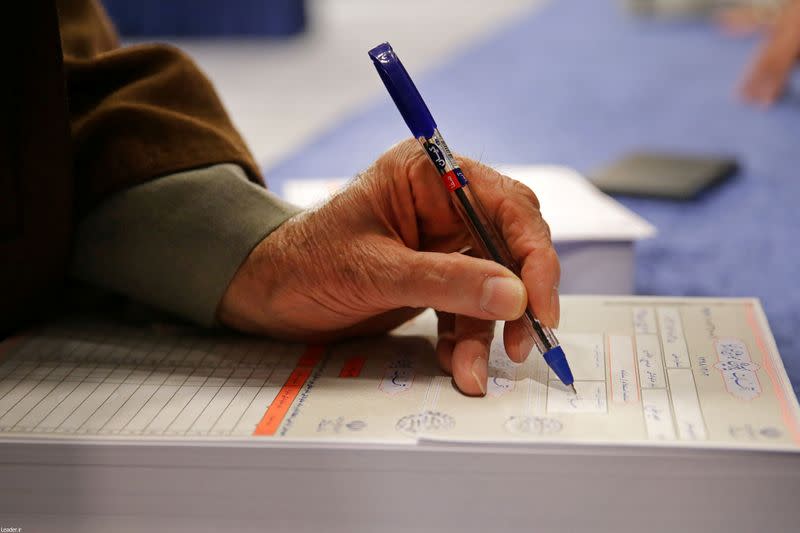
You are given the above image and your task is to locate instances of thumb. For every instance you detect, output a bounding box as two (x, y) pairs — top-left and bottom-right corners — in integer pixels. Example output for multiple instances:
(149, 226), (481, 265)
(386, 250), (527, 321)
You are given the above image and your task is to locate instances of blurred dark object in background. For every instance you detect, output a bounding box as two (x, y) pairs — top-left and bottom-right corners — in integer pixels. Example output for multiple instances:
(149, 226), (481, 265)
(622, 0), (784, 19)
(103, 0), (306, 37)
(624, 0), (715, 18)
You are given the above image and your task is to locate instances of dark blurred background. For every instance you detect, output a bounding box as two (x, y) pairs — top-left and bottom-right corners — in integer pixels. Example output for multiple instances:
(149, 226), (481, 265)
(103, 0), (307, 37)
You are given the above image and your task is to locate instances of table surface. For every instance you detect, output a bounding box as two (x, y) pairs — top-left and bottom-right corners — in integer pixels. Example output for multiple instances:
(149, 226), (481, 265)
(264, 0), (800, 394)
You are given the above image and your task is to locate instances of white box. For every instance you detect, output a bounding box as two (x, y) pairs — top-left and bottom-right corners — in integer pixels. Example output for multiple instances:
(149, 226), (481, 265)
(283, 165), (655, 295)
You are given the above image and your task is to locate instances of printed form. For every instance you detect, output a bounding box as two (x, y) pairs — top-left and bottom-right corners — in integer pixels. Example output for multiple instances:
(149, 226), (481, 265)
(1, 297), (798, 452)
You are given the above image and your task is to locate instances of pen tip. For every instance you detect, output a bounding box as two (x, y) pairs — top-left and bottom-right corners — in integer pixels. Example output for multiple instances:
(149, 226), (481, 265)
(570, 384), (577, 395)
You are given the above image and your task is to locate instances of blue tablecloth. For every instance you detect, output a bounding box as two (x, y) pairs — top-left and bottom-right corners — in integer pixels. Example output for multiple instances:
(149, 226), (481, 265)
(265, 0), (800, 393)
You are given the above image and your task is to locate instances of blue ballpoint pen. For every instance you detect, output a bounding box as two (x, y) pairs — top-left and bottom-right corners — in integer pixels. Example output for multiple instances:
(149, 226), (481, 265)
(368, 42), (576, 393)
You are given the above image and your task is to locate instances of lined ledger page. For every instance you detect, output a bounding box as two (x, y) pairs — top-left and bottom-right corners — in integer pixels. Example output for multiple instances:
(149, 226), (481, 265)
(1, 297), (798, 451)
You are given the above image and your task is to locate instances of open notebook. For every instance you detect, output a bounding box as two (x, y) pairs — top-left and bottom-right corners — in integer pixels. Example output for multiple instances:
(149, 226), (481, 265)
(2, 296), (798, 532)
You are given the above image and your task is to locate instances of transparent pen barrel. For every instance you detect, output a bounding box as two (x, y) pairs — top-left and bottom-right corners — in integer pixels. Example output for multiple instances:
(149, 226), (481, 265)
(449, 184), (515, 269)
(449, 183), (559, 353)
(416, 131), (560, 353)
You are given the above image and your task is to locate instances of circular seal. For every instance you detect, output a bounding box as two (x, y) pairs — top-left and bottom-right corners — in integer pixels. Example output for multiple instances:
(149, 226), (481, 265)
(396, 410), (455, 436)
(504, 416), (563, 436)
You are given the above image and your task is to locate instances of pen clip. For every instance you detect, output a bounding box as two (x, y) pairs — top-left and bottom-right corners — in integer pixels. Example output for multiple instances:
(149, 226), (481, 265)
(368, 42), (437, 139)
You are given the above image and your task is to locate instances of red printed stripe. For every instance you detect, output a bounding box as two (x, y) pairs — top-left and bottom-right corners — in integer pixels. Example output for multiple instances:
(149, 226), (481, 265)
(339, 356), (366, 378)
(745, 303), (800, 444)
(253, 344), (325, 436)
(253, 367), (312, 436)
(297, 344), (325, 367)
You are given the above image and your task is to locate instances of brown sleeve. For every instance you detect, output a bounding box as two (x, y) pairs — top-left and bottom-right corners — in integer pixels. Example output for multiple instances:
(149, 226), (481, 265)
(57, 0), (264, 214)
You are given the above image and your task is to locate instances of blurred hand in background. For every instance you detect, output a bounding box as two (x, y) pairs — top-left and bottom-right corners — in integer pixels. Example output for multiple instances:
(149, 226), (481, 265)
(729, 0), (800, 106)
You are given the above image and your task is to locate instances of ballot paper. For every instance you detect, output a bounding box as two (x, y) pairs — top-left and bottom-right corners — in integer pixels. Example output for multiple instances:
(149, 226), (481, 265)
(282, 166), (656, 294)
(1, 297), (797, 451)
(3, 296), (799, 533)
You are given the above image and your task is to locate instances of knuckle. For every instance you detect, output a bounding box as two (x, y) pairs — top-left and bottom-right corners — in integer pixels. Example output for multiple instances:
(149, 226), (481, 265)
(399, 149), (432, 181)
(454, 153), (478, 170)
(506, 178), (541, 209)
(548, 246), (561, 281)
(540, 219), (553, 245)
(387, 138), (427, 175)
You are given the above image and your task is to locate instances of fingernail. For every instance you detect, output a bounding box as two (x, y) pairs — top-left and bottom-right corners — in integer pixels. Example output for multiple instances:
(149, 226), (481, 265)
(481, 277), (526, 319)
(550, 286), (561, 329)
(470, 357), (487, 396)
(519, 332), (535, 362)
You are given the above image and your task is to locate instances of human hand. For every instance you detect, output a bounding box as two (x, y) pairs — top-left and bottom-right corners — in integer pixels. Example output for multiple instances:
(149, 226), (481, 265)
(739, 0), (800, 107)
(218, 139), (560, 396)
(714, 4), (777, 37)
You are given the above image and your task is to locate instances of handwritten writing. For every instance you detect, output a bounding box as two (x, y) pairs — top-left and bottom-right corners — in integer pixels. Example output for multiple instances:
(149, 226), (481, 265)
(701, 307), (717, 339)
(714, 338), (761, 400)
(697, 356), (710, 377)
(657, 307), (690, 368)
(632, 307), (658, 335)
(641, 389), (676, 440)
(557, 333), (605, 381)
(636, 334), (665, 389)
(547, 381), (606, 413)
(609, 335), (639, 404)
(380, 368), (413, 395)
(487, 354), (517, 398)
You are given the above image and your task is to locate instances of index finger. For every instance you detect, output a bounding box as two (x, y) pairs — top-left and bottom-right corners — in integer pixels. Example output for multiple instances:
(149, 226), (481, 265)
(457, 158), (561, 328)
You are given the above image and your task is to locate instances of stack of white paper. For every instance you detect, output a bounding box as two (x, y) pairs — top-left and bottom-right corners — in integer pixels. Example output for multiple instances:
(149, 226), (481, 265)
(282, 165), (656, 294)
(1, 296), (798, 532)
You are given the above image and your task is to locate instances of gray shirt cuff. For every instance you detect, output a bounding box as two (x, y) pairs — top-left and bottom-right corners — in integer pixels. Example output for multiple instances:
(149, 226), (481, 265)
(71, 163), (302, 326)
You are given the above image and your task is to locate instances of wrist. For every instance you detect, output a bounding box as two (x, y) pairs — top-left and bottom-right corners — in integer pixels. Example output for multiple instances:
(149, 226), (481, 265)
(217, 213), (298, 334)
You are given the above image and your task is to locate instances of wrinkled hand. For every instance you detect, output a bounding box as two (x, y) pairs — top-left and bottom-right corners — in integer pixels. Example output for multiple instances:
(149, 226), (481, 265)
(218, 139), (560, 396)
(739, 0), (800, 107)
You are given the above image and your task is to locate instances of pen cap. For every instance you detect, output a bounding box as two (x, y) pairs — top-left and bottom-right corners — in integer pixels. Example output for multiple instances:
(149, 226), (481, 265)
(368, 42), (437, 139)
